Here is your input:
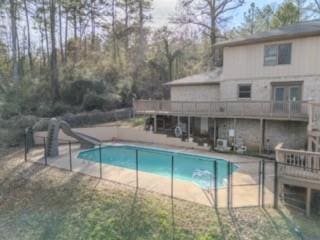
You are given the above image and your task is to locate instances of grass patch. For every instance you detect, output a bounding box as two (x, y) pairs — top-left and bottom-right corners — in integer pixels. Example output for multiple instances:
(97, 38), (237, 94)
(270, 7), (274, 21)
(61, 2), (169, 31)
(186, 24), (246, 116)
(0, 148), (318, 240)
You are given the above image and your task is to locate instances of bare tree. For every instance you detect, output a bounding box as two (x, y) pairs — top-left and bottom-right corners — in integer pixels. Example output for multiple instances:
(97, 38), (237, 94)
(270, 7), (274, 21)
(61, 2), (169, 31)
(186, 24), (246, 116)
(9, 0), (19, 82)
(58, 1), (64, 62)
(50, 0), (60, 101)
(23, 0), (33, 71)
(173, 0), (244, 68)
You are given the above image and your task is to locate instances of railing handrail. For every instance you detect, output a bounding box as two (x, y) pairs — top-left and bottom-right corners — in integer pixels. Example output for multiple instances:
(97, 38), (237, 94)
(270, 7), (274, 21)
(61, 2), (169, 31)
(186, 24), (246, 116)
(134, 99), (309, 104)
(275, 143), (320, 157)
(133, 99), (309, 120)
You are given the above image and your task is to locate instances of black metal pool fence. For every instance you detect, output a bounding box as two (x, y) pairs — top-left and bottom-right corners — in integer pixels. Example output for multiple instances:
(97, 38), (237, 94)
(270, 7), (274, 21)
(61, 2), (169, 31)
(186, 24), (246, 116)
(25, 134), (318, 210)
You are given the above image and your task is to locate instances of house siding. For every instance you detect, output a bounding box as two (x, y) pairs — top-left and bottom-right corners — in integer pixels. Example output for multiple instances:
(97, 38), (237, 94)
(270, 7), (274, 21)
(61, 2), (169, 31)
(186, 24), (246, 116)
(223, 36), (320, 80)
(220, 75), (320, 101)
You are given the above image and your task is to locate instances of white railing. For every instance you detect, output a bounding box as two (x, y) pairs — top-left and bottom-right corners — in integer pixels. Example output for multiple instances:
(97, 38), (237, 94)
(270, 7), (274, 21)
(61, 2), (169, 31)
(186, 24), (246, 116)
(134, 100), (309, 120)
(309, 102), (320, 130)
(275, 143), (320, 181)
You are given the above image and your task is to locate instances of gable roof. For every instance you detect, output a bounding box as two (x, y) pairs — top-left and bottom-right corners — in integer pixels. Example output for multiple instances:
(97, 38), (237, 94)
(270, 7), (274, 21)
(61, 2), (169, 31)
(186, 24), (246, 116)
(165, 68), (222, 86)
(216, 20), (320, 48)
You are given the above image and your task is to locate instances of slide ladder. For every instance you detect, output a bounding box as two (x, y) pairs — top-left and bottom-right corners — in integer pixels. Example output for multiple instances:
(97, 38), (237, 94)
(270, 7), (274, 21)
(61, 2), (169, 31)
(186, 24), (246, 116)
(46, 118), (101, 157)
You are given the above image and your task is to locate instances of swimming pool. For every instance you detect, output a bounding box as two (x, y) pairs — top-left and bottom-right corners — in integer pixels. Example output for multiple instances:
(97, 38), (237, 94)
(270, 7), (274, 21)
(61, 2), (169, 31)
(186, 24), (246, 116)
(78, 145), (236, 188)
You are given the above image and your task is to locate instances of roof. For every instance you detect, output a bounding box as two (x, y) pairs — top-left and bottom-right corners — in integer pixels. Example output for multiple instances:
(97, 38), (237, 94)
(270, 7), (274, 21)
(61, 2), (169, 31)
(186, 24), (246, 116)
(165, 69), (222, 87)
(216, 20), (320, 48)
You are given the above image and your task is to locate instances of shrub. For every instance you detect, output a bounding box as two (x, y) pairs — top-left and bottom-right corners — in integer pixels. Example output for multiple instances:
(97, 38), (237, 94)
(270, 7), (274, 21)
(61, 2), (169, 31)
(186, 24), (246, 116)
(50, 102), (73, 117)
(0, 102), (21, 119)
(37, 103), (52, 117)
(61, 80), (106, 105)
(82, 93), (106, 111)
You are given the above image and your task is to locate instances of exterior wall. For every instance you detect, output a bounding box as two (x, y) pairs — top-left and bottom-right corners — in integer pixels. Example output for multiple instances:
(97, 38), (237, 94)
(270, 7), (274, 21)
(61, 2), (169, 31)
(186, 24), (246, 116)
(170, 85), (220, 102)
(217, 119), (261, 151)
(216, 118), (307, 151)
(219, 75), (320, 102)
(264, 120), (307, 150)
(223, 36), (320, 80)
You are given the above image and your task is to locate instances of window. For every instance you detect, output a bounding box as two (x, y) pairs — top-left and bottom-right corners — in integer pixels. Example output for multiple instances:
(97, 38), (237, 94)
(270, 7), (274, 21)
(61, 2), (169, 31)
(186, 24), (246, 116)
(238, 84), (251, 99)
(264, 43), (292, 66)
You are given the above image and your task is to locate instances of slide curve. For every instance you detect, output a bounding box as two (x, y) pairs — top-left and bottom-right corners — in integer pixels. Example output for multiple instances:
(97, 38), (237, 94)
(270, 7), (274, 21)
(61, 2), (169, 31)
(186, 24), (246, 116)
(46, 118), (101, 157)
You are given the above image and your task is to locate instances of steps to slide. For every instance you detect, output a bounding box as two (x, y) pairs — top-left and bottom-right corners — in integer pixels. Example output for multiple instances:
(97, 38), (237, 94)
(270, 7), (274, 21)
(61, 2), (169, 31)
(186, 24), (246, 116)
(46, 118), (101, 157)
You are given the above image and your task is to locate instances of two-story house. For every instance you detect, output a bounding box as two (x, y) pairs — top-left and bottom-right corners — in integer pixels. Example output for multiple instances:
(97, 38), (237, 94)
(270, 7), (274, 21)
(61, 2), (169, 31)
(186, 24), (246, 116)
(134, 20), (320, 154)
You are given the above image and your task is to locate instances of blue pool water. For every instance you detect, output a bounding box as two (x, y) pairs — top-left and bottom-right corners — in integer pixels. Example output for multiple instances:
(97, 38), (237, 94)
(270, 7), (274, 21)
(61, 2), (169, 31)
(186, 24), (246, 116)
(78, 145), (236, 188)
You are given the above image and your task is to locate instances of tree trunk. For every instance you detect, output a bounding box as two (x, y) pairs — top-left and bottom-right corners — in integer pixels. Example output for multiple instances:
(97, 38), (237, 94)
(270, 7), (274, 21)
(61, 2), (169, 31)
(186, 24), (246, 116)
(42, 0), (50, 64)
(64, 10), (68, 63)
(138, 0), (145, 64)
(9, 0), (19, 82)
(73, 10), (77, 39)
(38, 21), (46, 68)
(50, 0), (60, 101)
(58, 2), (64, 62)
(23, 0), (33, 71)
(124, 0), (129, 57)
(112, 0), (117, 61)
(90, 0), (95, 46)
(210, 0), (216, 69)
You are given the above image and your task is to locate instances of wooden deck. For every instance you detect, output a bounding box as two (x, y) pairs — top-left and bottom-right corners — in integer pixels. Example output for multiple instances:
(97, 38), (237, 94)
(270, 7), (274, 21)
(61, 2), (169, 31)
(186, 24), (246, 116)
(134, 100), (309, 121)
(276, 143), (320, 184)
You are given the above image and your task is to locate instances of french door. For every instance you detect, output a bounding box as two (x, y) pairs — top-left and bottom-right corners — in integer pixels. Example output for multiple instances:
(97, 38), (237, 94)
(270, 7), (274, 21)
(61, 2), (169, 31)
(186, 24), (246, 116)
(273, 84), (302, 113)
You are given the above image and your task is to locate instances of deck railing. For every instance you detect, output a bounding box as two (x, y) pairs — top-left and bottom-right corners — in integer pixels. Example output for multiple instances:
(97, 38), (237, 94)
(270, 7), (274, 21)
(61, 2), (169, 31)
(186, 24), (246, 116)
(133, 100), (309, 120)
(309, 102), (320, 130)
(275, 143), (320, 182)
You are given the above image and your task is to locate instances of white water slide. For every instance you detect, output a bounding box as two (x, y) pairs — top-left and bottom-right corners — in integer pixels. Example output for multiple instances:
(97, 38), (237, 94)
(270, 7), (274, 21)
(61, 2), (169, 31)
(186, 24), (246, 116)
(46, 118), (101, 157)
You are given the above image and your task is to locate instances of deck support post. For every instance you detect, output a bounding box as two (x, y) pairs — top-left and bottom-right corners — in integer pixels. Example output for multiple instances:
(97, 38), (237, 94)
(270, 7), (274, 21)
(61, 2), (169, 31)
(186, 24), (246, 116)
(154, 115), (157, 133)
(233, 118), (237, 151)
(188, 116), (191, 139)
(306, 187), (311, 216)
(213, 119), (217, 148)
(259, 119), (265, 154)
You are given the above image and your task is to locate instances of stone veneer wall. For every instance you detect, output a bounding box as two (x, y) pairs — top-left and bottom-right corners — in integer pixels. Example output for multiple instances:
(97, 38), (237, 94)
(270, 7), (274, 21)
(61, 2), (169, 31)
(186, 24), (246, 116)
(264, 120), (307, 150)
(170, 85), (220, 102)
(215, 118), (307, 152)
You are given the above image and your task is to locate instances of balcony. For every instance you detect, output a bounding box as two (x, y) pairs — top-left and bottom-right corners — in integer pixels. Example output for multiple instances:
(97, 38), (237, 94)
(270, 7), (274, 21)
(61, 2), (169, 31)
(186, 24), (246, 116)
(133, 100), (309, 121)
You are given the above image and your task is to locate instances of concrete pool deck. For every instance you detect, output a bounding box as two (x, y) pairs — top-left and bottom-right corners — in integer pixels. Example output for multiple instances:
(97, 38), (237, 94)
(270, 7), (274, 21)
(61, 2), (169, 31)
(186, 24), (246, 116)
(27, 142), (275, 208)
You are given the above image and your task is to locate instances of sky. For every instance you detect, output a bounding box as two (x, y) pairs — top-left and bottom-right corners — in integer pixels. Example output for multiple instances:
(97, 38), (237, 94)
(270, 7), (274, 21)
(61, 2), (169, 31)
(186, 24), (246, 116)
(151, 0), (280, 29)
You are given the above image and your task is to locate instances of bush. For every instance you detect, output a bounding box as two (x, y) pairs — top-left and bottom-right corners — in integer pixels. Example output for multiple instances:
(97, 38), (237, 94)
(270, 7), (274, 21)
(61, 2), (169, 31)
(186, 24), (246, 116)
(0, 102), (21, 119)
(50, 102), (73, 117)
(61, 80), (106, 105)
(0, 115), (38, 147)
(82, 93), (106, 111)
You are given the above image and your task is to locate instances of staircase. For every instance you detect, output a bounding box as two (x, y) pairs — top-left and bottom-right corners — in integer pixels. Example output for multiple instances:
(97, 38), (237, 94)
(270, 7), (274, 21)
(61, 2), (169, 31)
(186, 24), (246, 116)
(46, 119), (60, 157)
(308, 102), (320, 152)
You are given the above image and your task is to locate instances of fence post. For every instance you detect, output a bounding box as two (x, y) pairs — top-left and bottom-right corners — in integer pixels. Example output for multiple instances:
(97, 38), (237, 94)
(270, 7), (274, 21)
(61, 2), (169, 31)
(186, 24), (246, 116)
(43, 137), (47, 166)
(136, 149), (139, 188)
(99, 145), (102, 179)
(258, 161), (262, 206)
(69, 141), (72, 171)
(230, 162), (233, 208)
(214, 160), (218, 209)
(171, 156), (174, 199)
(274, 161), (279, 209)
(262, 159), (265, 208)
(24, 132), (27, 162)
(227, 161), (231, 208)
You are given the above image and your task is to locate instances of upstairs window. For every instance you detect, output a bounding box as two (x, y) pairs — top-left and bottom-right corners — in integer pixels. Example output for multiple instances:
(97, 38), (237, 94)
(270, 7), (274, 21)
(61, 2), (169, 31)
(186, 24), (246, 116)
(238, 84), (251, 99)
(264, 43), (292, 66)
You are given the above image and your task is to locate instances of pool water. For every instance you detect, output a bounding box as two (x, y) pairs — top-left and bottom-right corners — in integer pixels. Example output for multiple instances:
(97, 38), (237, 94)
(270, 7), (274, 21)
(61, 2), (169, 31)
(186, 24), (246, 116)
(78, 145), (236, 189)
